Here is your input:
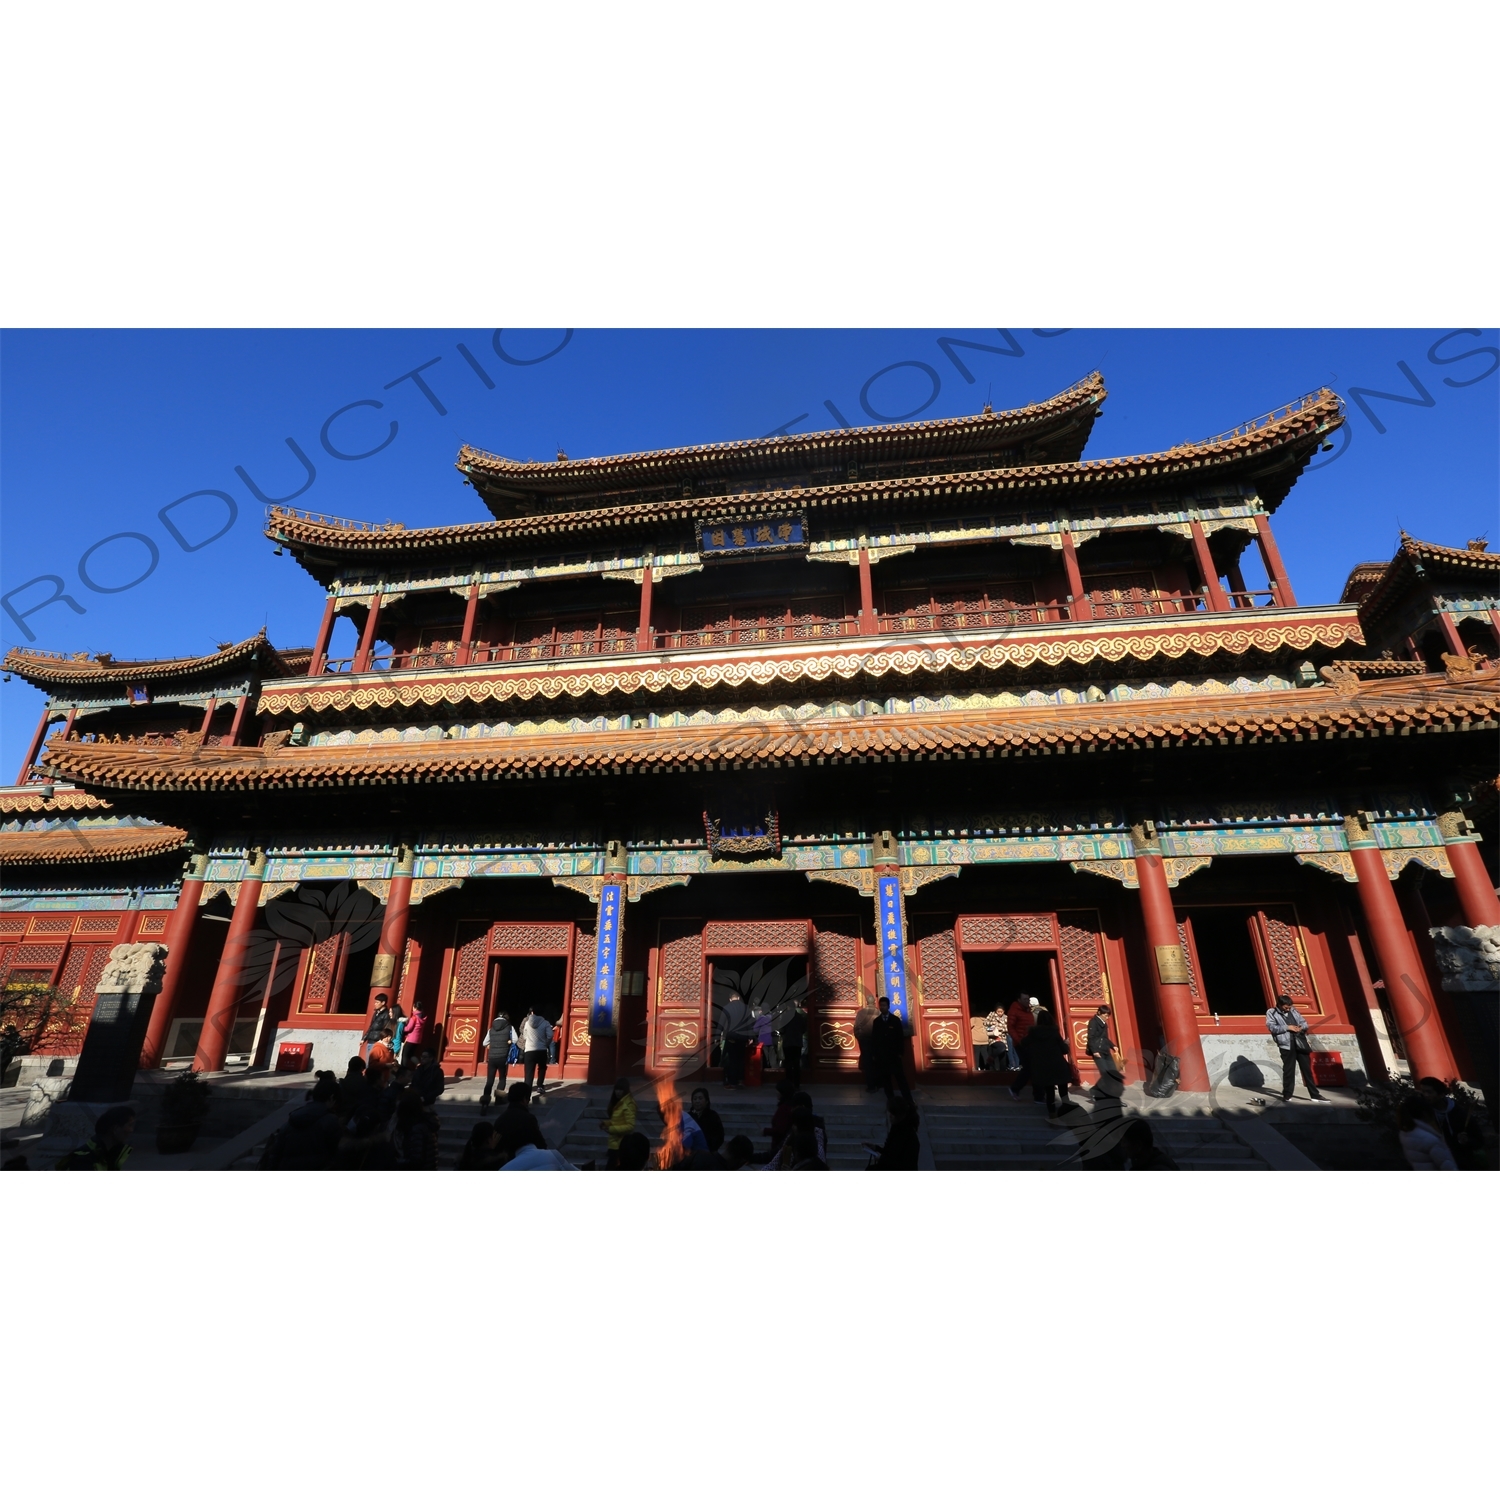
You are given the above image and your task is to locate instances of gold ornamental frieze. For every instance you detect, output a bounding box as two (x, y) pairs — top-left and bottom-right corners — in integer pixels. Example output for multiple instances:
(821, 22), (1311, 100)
(256, 613), (1365, 718)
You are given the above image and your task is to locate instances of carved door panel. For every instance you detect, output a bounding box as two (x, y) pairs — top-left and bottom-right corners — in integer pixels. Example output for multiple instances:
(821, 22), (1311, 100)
(567, 926), (596, 1066)
(913, 917), (966, 1072)
(653, 921), (705, 1074)
(440, 921), (491, 1072)
(810, 916), (861, 1069)
(1057, 910), (1112, 1082)
(297, 932), (345, 1015)
(1251, 905), (1323, 1018)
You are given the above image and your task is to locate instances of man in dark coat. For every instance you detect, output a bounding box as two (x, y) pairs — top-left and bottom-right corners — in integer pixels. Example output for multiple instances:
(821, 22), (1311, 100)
(778, 1001), (807, 1091)
(1087, 1004), (1122, 1101)
(868, 996), (913, 1103)
(720, 993), (755, 1088)
(494, 1080), (547, 1162)
(266, 1074), (343, 1169)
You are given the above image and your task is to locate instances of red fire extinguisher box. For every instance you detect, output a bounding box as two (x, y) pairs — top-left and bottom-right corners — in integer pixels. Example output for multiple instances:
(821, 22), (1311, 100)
(275, 1042), (313, 1074)
(1309, 1051), (1346, 1088)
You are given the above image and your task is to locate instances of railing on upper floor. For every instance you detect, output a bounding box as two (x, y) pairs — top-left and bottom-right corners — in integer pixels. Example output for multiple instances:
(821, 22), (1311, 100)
(1227, 589), (1278, 608)
(660, 618), (859, 650)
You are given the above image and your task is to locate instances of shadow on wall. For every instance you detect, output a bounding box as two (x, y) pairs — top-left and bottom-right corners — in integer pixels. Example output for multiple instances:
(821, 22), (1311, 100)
(1227, 1055), (1267, 1090)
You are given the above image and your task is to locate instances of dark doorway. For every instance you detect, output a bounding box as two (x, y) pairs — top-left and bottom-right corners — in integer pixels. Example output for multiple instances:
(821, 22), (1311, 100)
(961, 951), (1057, 1018)
(493, 957), (569, 1027)
(336, 932), (380, 1013)
(1183, 907), (1267, 1015)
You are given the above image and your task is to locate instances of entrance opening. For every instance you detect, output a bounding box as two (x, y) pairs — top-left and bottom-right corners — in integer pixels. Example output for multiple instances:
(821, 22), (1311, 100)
(707, 954), (808, 1065)
(1182, 907), (1266, 1015)
(491, 956), (568, 1030)
(961, 951), (1058, 1020)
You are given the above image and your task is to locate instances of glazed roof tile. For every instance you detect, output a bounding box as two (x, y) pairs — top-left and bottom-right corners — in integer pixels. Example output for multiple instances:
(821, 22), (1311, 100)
(0, 823), (188, 867)
(0, 788), (110, 815)
(1346, 533), (1500, 625)
(3, 630), (312, 691)
(39, 672), (1494, 792)
(268, 387), (1343, 573)
(458, 373), (1107, 506)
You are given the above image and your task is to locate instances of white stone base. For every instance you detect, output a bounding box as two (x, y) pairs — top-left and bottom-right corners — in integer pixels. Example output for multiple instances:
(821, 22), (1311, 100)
(270, 1026), (363, 1077)
(1200, 1030), (1368, 1091)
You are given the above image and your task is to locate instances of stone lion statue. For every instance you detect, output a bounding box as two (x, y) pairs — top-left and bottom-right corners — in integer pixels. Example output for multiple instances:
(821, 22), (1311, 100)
(96, 943), (168, 995)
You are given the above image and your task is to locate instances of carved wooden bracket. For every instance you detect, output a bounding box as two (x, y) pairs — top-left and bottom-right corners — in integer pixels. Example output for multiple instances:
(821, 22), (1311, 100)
(411, 877), (464, 904)
(1071, 856), (1212, 889)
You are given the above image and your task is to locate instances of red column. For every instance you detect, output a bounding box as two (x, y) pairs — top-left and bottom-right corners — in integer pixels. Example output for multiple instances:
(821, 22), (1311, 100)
(138, 852), (209, 1069)
(308, 596), (337, 676)
(226, 694), (250, 746)
(857, 548), (877, 635)
(1226, 557), (1249, 604)
(1189, 521), (1231, 612)
(194, 850), (266, 1073)
(1059, 530), (1092, 620)
(352, 593), (383, 673)
(1131, 827), (1210, 1092)
(1253, 515), (1298, 607)
(636, 564), (655, 651)
(1344, 818), (1458, 1080)
(1437, 812), (1500, 926)
(1436, 611), (1466, 659)
(458, 582), (480, 665)
(198, 697), (218, 739)
(366, 847), (416, 1017)
(15, 705), (54, 784)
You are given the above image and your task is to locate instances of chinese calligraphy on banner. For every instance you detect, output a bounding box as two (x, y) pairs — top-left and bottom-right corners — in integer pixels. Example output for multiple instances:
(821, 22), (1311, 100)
(877, 874), (910, 1023)
(590, 882), (623, 1034)
(699, 516), (805, 555)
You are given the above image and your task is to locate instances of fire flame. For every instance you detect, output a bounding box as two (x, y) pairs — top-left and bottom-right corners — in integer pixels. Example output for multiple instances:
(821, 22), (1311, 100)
(654, 1072), (685, 1170)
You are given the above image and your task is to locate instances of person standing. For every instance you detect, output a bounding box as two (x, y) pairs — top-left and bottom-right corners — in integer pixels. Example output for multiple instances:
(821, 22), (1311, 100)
(601, 1077), (637, 1167)
(1026, 1008), (1074, 1117)
(495, 1080), (547, 1162)
(363, 997), (394, 1058)
(1397, 1095), (1459, 1170)
(688, 1087), (725, 1153)
(1006, 993), (1035, 1099)
(779, 1000), (807, 1091)
(518, 1007), (554, 1100)
(365, 1027), (397, 1089)
(1086, 1004), (1122, 1098)
(400, 1005), (429, 1066)
(865, 1096), (921, 1170)
(720, 991), (754, 1089)
(970, 1010), (991, 1069)
(1266, 994), (1327, 1103)
(868, 996), (913, 1103)
(479, 1009), (514, 1114)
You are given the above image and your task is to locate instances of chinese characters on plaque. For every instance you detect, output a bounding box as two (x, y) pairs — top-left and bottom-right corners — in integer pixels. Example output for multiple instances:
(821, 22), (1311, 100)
(699, 516), (806, 556)
(877, 874), (910, 1024)
(590, 882), (624, 1034)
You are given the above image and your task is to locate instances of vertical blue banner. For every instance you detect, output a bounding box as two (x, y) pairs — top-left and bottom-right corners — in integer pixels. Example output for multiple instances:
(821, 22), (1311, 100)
(590, 881), (623, 1034)
(877, 874), (909, 1023)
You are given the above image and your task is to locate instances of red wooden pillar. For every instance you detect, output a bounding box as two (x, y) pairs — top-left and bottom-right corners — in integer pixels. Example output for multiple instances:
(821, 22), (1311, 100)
(193, 850), (266, 1073)
(1436, 611), (1467, 659)
(1437, 812), (1500, 927)
(1131, 826), (1210, 1092)
(1226, 556), (1249, 604)
(138, 852), (209, 1069)
(308, 595), (337, 676)
(1253, 515), (1298, 607)
(225, 694), (250, 746)
(458, 582), (481, 665)
(1059, 530), (1092, 620)
(636, 564), (655, 651)
(857, 548), (877, 635)
(1344, 817), (1458, 1081)
(198, 696), (218, 739)
(367, 846), (416, 1017)
(352, 593), (383, 673)
(14, 706), (54, 784)
(1189, 521), (1231, 612)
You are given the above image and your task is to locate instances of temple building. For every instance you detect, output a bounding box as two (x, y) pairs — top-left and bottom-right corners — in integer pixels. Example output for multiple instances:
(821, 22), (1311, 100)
(4, 372), (1498, 1102)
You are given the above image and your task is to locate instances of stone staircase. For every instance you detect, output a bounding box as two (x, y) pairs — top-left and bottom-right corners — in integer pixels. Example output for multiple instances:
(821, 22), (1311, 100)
(920, 1096), (1267, 1170)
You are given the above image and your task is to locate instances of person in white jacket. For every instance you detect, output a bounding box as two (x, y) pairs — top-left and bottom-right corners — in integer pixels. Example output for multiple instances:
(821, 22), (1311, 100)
(1398, 1095), (1458, 1170)
(518, 1007), (555, 1101)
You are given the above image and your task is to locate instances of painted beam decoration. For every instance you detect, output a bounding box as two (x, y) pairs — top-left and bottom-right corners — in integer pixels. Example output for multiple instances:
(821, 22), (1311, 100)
(877, 873), (910, 1023)
(590, 880), (624, 1034)
(699, 516), (806, 556)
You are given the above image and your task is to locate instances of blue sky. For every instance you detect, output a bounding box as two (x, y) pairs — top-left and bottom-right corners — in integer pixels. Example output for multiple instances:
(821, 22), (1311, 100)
(2, 327), (1496, 777)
